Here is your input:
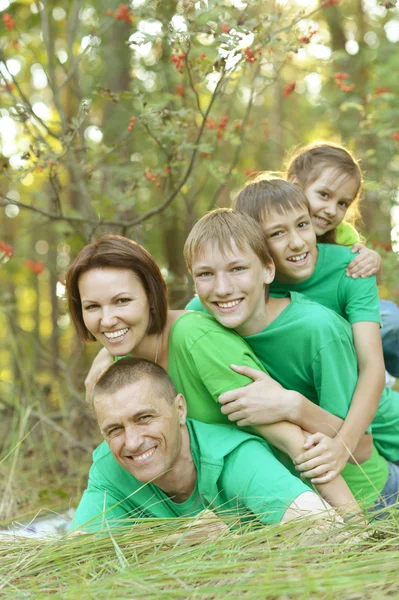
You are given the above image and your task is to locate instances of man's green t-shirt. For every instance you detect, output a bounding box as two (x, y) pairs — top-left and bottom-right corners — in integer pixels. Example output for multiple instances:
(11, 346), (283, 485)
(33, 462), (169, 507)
(243, 292), (388, 507)
(71, 419), (309, 532)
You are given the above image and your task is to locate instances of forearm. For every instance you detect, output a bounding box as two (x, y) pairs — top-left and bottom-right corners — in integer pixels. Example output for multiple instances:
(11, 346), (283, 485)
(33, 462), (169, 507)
(288, 393), (371, 462)
(253, 421), (307, 458)
(337, 365), (384, 454)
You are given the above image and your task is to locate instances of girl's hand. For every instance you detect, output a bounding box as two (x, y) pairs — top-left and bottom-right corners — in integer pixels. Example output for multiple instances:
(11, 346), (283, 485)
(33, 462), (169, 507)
(346, 244), (381, 279)
(85, 347), (114, 404)
(293, 433), (350, 484)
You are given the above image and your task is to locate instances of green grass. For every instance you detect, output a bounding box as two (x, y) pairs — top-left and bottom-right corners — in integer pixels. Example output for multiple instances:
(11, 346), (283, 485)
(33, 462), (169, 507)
(1, 513), (399, 599)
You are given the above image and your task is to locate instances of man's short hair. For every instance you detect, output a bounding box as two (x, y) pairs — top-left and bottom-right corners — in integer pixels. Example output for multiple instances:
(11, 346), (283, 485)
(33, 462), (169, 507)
(93, 357), (177, 405)
(233, 176), (310, 223)
(184, 208), (273, 272)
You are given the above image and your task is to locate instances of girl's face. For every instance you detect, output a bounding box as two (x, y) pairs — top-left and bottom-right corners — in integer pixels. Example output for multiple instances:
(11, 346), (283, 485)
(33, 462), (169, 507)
(191, 239), (274, 336)
(78, 267), (151, 357)
(304, 166), (359, 236)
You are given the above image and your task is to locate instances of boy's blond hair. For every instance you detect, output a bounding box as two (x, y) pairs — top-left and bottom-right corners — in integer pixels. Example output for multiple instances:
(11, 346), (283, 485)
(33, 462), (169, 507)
(184, 208), (273, 273)
(233, 175), (310, 224)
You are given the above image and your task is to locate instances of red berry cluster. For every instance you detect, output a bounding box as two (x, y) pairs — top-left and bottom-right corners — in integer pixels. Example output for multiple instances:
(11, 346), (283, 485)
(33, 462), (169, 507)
(392, 133), (399, 142)
(334, 72), (356, 92)
(106, 4), (132, 24)
(127, 116), (136, 132)
(216, 116), (228, 140)
(25, 259), (45, 275)
(220, 24), (230, 34)
(170, 52), (186, 72)
(283, 82), (296, 98)
(145, 169), (161, 188)
(244, 48), (257, 63)
(374, 87), (390, 95)
(298, 29), (317, 44)
(323, 0), (339, 7)
(175, 84), (185, 97)
(2, 13), (15, 31)
(0, 241), (13, 258)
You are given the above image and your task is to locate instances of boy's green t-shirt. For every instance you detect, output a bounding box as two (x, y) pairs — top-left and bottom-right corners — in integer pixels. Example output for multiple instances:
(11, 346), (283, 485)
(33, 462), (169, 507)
(243, 292), (388, 506)
(336, 222), (361, 246)
(167, 312), (266, 425)
(72, 418), (309, 531)
(269, 244), (381, 325)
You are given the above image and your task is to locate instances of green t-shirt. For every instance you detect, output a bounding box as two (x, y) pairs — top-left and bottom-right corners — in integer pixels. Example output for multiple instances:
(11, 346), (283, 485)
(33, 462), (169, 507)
(168, 312), (266, 425)
(185, 291), (399, 467)
(335, 222), (361, 246)
(269, 244), (381, 326)
(243, 292), (388, 507)
(71, 419), (309, 532)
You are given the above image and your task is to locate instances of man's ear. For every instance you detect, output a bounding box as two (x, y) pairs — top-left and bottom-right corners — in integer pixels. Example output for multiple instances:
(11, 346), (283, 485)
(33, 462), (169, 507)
(175, 393), (187, 425)
(263, 261), (275, 285)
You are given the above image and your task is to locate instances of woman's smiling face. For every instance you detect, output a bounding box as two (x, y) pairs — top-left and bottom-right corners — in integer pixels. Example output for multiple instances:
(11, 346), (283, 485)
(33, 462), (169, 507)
(78, 267), (151, 356)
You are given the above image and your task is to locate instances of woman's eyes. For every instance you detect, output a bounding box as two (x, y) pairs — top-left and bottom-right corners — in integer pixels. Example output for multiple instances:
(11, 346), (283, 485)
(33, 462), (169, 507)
(269, 230), (283, 238)
(318, 191), (329, 199)
(338, 201), (349, 209)
(298, 221), (309, 228)
(116, 297), (131, 305)
(84, 303), (99, 311)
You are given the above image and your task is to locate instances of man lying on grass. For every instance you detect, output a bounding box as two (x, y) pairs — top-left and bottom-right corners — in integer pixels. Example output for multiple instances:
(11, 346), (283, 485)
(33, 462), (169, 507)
(71, 357), (346, 533)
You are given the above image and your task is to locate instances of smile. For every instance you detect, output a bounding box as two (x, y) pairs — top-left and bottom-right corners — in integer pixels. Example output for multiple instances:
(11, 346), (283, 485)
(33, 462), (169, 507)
(215, 299), (242, 309)
(130, 447), (156, 462)
(103, 328), (129, 340)
(287, 252), (308, 263)
(314, 216), (331, 227)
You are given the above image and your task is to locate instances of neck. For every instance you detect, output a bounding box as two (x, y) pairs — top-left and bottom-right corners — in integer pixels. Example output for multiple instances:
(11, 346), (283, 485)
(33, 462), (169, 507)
(235, 296), (290, 337)
(156, 425), (197, 503)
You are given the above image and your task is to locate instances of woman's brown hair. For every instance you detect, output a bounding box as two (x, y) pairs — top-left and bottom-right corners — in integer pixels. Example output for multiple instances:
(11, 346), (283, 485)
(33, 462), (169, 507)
(66, 235), (168, 342)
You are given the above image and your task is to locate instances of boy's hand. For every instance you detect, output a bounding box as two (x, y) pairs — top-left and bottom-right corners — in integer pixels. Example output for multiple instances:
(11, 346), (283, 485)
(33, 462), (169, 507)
(85, 347), (114, 404)
(346, 244), (381, 279)
(218, 364), (292, 426)
(293, 433), (350, 484)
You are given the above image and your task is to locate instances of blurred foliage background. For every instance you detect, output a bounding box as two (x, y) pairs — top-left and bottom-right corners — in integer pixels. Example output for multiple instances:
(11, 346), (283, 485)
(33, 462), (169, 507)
(0, 0), (399, 521)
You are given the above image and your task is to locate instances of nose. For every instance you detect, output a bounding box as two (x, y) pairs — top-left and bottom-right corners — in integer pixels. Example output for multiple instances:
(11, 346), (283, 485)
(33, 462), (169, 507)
(213, 272), (233, 297)
(100, 306), (118, 328)
(287, 230), (305, 251)
(124, 425), (144, 454)
(324, 203), (337, 217)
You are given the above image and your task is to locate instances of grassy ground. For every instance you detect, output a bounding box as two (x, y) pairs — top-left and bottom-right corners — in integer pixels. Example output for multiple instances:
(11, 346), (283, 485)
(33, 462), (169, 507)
(1, 512), (399, 599)
(2, 378), (399, 599)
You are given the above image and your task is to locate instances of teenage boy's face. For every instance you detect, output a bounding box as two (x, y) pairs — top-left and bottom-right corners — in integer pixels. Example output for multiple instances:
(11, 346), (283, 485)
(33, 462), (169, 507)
(261, 207), (318, 284)
(191, 240), (275, 336)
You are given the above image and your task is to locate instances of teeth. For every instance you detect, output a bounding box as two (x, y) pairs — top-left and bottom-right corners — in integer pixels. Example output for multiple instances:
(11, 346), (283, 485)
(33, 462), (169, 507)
(216, 300), (241, 308)
(315, 216), (330, 225)
(104, 328), (129, 339)
(132, 448), (155, 462)
(287, 253), (307, 262)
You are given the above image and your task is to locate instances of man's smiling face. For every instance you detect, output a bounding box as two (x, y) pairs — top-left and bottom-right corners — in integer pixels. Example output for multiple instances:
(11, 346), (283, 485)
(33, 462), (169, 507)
(261, 207), (318, 284)
(94, 378), (186, 485)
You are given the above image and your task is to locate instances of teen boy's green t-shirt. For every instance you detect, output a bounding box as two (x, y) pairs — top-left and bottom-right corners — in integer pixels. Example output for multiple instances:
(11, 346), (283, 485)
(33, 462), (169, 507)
(167, 312), (267, 425)
(170, 311), (387, 506)
(72, 418), (309, 532)
(269, 243), (381, 325)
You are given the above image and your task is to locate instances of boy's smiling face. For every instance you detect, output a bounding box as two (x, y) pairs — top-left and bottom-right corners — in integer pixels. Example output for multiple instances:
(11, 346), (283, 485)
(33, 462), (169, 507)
(191, 239), (275, 336)
(261, 207), (318, 284)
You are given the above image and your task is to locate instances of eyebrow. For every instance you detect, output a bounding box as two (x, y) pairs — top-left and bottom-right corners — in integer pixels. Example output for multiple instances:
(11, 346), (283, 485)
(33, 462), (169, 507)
(81, 291), (131, 303)
(102, 409), (156, 434)
(194, 258), (245, 270)
(315, 185), (352, 202)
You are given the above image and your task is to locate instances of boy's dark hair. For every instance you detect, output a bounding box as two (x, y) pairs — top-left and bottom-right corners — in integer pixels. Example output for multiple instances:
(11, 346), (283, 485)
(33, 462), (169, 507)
(233, 176), (310, 223)
(93, 357), (177, 405)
